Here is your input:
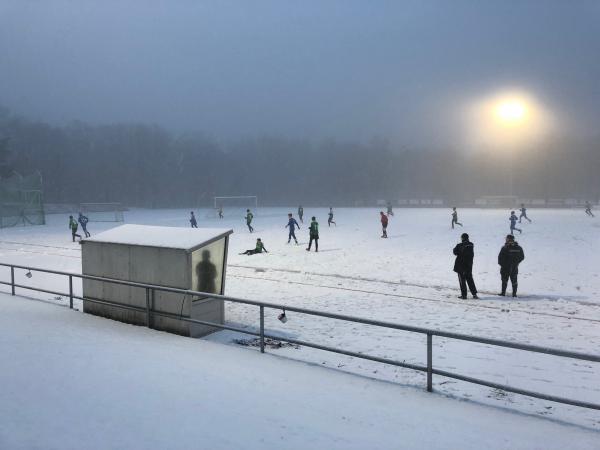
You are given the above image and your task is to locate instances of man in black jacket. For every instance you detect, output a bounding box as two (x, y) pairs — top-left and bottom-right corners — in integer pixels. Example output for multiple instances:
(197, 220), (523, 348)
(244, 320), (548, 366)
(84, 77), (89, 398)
(453, 233), (478, 299)
(498, 234), (525, 297)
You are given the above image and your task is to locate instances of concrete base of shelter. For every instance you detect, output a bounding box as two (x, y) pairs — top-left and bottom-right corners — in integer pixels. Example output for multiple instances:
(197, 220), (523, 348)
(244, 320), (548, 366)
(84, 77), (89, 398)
(83, 293), (224, 338)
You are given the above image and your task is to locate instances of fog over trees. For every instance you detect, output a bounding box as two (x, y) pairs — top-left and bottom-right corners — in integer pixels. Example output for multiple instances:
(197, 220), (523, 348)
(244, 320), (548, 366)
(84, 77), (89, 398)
(1, 2), (599, 207)
(1, 108), (598, 207)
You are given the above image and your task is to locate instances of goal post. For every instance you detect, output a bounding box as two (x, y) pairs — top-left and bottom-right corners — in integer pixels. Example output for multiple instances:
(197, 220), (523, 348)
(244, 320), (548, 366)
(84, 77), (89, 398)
(213, 196), (258, 209)
(79, 203), (124, 222)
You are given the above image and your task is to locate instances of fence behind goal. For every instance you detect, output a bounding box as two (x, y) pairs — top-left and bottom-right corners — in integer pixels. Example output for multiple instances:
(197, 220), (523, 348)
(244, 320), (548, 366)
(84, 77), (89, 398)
(474, 196), (519, 208)
(80, 203), (124, 222)
(0, 172), (45, 228)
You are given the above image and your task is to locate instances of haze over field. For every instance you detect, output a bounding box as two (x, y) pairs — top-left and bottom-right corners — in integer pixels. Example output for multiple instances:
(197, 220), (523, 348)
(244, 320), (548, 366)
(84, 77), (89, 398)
(1, 1), (599, 205)
(2, 1), (600, 145)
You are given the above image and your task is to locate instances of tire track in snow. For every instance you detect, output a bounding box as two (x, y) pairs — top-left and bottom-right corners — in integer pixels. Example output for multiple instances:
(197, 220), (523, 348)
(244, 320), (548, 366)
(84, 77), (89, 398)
(230, 263), (594, 305)
(0, 246), (81, 259)
(229, 271), (600, 324)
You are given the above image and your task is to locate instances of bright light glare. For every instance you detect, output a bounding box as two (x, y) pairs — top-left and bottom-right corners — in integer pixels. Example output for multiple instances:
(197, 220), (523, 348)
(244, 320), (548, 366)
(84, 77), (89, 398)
(462, 89), (553, 149)
(496, 100), (527, 123)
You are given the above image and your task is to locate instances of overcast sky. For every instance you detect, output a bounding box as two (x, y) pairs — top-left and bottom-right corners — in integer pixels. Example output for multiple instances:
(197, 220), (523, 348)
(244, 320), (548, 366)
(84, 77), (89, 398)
(1, 1), (599, 147)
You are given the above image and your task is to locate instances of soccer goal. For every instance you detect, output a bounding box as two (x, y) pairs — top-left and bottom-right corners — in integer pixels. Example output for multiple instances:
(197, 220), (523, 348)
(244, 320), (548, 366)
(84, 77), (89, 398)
(79, 203), (125, 222)
(213, 196), (258, 210)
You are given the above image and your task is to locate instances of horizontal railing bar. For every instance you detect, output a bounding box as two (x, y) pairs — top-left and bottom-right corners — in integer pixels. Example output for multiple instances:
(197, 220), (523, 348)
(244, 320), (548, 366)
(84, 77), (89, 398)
(3, 262), (600, 410)
(33, 283), (600, 410)
(262, 332), (428, 372)
(11, 283), (70, 299)
(255, 305), (600, 363)
(69, 293), (423, 370)
(71, 294), (262, 337)
(2, 262), (599, 363)
(69, 293), (260, 337)
(433, 368), (600, 410)
(429, 332), (600, 363)
(148, 309), (262, 337)
(149, 307), (426, 371)
(77, 295), (155, 314)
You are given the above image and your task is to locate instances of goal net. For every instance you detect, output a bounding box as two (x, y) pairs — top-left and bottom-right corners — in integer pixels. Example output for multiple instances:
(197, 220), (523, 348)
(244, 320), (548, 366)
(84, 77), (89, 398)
(79, 203), (125, 222)
(213, 196), (258, 210)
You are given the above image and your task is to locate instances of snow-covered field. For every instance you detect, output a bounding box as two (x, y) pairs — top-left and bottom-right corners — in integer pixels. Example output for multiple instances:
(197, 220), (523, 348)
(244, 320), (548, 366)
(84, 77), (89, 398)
(4, 293), (600, 450)
(1, 207), (599, 431)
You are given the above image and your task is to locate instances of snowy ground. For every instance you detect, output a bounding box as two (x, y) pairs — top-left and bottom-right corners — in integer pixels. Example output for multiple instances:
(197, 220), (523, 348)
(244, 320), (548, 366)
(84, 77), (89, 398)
(2, 293), (599, 450)
(0, 207), (599, 431)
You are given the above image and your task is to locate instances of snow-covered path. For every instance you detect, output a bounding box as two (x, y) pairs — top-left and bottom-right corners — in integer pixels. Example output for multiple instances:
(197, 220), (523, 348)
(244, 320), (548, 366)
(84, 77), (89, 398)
(1, 293), (599, 450)
(0, 207), (599, 428)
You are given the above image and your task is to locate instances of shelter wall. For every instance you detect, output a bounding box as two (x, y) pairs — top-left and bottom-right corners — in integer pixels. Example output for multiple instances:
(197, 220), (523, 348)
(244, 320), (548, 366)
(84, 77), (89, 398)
(82, 241), (191, 335)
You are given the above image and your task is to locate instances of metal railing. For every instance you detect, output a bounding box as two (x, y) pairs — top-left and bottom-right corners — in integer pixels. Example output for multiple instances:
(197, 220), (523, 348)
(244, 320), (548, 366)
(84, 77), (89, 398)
(1, 261), (599, 411)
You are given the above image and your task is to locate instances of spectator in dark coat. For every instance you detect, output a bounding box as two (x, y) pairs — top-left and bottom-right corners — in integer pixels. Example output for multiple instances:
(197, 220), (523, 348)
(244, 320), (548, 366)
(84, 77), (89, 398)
(453, 233), (478, 299)
(498, 234), (525, 297)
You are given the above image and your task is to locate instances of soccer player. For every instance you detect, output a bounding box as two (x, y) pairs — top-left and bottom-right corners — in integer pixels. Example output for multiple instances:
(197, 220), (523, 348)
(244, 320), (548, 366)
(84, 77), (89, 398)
(298, 205), (304, 223)
(190, 211), (198, 228)
(453, 233), (478, 299)
(380, 211), (388, 238)
(498, 234), (525, 297)
(451, 207), (462, 229)
(328, 207), (336, 227)
(240, 238), (268, 255)
(306, 216), (319, 252)
(69, 215), (82, 242)
(519, 203), (532, 223)
(285, 213), (300, 244)
(218, 207), (224, 219)
(78, 212), (91, 237)
(245, 209), (254, 232)
(386, 201), (394, 216)
(585, 201), (595, 217)
(509, 211), (522, 234)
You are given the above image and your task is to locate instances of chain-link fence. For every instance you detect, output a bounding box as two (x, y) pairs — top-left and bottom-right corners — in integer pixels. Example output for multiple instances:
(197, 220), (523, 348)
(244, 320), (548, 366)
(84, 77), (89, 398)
(0, 172), (45, 228)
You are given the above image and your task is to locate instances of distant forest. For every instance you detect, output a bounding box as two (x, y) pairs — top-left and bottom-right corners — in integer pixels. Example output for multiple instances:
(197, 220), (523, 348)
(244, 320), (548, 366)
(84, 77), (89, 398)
(1, 108), (599, 207)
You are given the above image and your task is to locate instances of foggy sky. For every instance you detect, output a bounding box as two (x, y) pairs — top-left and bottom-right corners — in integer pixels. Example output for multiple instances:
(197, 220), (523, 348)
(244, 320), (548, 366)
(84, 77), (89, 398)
(1, 1), (599, 147)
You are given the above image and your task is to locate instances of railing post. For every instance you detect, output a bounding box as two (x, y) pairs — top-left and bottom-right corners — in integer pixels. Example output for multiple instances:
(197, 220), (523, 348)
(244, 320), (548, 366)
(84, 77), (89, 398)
(151, 289), (155, 328)
(146, 288), (151, 328)
(260, 306), (265, 353)
(69, 275), (73, 309)
(427, 333), (433, 392)
(10, 266), (15, 296)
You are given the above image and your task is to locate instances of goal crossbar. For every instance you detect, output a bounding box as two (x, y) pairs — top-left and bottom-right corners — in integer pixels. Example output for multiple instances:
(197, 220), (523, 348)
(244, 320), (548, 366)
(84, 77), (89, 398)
(79, 203), (124, 222)
(213, 196), (258, 209)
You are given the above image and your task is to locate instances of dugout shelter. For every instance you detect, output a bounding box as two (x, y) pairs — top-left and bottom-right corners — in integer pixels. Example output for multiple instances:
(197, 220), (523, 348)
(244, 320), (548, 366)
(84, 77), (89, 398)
(81, 224), (233, 337)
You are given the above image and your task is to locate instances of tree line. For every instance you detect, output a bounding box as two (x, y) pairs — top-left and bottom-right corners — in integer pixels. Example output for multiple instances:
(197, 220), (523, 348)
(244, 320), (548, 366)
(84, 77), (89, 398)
(1, 107), (598, 207)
